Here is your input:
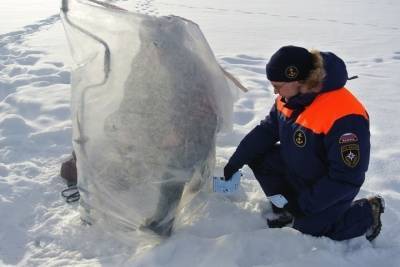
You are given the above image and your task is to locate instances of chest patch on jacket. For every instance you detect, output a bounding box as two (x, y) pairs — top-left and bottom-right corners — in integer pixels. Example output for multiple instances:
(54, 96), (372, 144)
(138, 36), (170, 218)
(341, 144), (360, 167)
(293, 129), (306, 147)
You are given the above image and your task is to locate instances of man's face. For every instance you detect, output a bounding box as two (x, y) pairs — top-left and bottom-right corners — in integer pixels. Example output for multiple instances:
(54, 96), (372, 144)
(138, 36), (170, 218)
(270, 81), (301, 99)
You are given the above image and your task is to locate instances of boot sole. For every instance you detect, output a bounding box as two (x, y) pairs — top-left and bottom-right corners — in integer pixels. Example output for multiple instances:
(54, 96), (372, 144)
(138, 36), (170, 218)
(366, 195), (385, 241)
(378, 195), (385, 214)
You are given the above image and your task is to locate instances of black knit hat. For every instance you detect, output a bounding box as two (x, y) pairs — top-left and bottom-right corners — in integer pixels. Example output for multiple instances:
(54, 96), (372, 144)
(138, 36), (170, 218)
(266, 46), (313, 82)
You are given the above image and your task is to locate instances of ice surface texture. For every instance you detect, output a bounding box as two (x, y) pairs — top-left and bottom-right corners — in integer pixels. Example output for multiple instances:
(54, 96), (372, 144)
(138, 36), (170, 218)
(61, 0), (234, 242)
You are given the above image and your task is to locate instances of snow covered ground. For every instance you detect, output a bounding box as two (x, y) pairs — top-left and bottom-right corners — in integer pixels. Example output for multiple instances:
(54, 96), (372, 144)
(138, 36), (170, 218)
(1, 0), (400, 266)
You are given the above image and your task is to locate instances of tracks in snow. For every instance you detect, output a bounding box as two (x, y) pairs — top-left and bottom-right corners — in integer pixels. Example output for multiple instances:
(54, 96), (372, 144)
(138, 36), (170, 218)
(0, 14), (71, 165)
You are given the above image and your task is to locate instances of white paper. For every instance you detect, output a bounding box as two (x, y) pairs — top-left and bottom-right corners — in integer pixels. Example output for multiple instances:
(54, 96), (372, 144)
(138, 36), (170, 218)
(213, 171), (241, 194)
(268, 194), (288, 209)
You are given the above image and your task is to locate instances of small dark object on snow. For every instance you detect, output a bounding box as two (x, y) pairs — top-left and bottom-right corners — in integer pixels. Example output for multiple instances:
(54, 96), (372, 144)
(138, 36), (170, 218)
(60, 151), (77, 186)
(61, 185), (80, 203)
(347, 75), (359, 80)
(60, 151), (80, 203)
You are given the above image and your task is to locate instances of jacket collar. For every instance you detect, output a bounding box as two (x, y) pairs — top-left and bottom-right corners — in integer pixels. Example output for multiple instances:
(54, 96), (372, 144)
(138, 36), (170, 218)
(281, 92), (318, 110)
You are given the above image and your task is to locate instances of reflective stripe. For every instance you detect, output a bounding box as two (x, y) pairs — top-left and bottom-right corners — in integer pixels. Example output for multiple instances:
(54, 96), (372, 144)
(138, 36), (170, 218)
(276, 97), (293, 118)
(276, 88), (369, 134)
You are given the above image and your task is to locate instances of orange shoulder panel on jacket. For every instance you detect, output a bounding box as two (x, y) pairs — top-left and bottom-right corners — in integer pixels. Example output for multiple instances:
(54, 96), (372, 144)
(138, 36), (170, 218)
(295, 88), (369, 134)
(276, 96), (293, 118)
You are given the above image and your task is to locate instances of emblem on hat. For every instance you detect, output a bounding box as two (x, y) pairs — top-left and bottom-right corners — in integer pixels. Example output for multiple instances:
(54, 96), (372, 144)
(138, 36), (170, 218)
(293, 129), (306, 147)
(341, 144), (360, 168)
(285, 66), (299, 79)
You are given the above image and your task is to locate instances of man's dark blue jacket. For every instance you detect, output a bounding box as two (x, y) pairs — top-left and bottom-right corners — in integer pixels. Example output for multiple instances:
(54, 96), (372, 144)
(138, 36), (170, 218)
(226, 52), (370, 217)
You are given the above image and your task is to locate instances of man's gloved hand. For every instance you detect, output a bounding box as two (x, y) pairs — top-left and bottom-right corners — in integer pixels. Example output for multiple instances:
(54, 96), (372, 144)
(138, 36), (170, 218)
(283, 198), (305, 218)
(279, 186), (306, 218)
(267, 212), (293, 228)
(223, 163), (237, 181)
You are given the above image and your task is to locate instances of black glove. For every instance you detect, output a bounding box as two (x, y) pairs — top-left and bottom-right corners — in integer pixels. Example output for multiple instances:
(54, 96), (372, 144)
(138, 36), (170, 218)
(267, 212), (293, 228)
(283, 199), (305, 218)
(223, 163), (237, 181)
(279, 185), (306, 218)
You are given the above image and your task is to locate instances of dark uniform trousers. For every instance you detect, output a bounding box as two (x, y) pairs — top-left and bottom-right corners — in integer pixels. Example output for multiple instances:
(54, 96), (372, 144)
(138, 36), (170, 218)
(248, 145), (374, 241)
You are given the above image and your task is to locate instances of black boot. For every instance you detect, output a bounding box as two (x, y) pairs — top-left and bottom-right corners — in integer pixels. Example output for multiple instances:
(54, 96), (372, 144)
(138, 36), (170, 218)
(366, 195), (385, 241)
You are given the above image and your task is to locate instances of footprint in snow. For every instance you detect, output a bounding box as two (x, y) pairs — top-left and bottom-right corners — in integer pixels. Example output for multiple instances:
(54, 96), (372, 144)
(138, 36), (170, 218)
(11, 162), (41, 178)
(3, 95), (42, 120)
(15, 56), (41, 66)
(135, 0), (157, 15)
(0, 15), (59, 45)
(29, 127), (72, 147)
(0, 15), (65, 101)
(27, 68), (59, 76)
(8, 66), (28, 77)
(45, 61), (64, 68)
(0, 164), (10, 177)
(0, 114), (34, 136)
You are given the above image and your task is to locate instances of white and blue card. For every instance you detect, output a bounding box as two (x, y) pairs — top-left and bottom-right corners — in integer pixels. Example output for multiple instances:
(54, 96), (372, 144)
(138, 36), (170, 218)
(213, 171), (241, 194)
(268, 194), (288, 208)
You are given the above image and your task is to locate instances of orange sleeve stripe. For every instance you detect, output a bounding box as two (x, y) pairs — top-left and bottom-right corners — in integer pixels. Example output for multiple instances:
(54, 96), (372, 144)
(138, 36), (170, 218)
(295, 88), (369, 134)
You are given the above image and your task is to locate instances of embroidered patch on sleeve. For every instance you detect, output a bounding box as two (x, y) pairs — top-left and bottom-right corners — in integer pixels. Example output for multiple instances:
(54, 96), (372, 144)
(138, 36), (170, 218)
(339, 133), (358, 144)
(341, 144), (360, 168)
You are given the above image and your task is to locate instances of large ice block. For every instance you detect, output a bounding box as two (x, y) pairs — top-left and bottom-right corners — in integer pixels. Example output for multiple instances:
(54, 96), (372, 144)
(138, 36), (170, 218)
(61, 0), (235, 242)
